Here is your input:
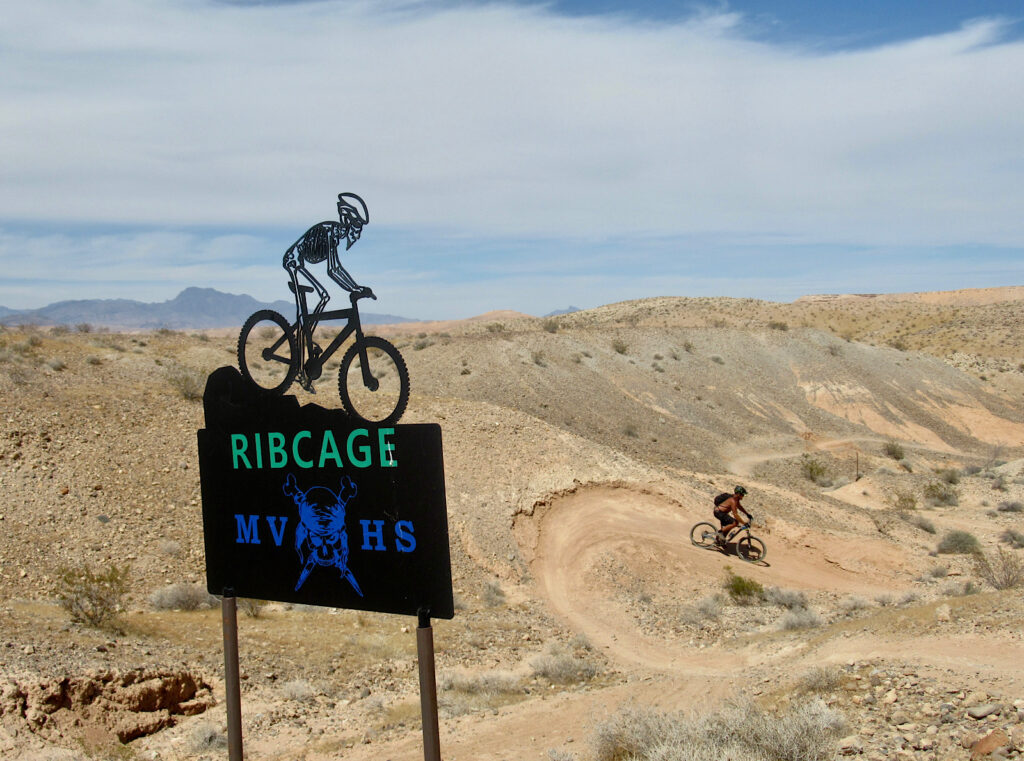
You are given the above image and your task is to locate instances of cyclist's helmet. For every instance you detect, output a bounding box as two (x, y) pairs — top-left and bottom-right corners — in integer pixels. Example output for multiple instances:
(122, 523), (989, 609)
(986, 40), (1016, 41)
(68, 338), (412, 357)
(734, 485), (747, 495)
(337, 192), (370, 249)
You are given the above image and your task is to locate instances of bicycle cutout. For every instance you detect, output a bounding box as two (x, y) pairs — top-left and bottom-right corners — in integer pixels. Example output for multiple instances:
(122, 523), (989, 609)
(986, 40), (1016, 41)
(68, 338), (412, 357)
(237, 193), (410, 426)
(690, 513), (766, 563)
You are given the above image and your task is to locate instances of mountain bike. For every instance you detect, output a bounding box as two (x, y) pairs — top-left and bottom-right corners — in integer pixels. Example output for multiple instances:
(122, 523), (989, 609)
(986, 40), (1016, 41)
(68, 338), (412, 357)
(237, 284), (409, 426)
(690, 513), (766, 563)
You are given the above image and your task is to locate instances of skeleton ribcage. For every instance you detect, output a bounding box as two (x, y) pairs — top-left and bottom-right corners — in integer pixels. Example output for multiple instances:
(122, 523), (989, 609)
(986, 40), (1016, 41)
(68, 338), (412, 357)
(294, 222), (343, 264)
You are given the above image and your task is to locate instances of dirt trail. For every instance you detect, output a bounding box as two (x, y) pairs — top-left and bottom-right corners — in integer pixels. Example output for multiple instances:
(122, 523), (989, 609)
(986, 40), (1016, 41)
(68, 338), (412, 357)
(519, 485), (912, 672)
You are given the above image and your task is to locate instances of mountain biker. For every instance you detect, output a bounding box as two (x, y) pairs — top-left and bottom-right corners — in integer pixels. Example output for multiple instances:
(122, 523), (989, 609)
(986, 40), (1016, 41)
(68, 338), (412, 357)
(714, 486), (750, 545)
(282, 193), (375, 390)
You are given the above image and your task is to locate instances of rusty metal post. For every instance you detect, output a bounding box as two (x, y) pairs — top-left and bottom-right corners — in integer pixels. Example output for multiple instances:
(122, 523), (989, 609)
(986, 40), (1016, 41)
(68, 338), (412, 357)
(222, 593), (244, 761)
(417, 610), (441, 761)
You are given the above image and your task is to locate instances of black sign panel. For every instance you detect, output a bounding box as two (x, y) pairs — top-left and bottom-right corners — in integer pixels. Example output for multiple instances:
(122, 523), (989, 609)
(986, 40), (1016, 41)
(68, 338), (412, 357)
(197, 367), (454, 619)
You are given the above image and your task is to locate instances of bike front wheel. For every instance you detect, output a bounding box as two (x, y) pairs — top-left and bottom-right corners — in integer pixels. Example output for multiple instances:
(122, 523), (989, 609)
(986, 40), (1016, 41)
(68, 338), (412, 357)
(737, 534), (767, 563)
(338, 336), (410, 426)
(690, 522), (719, 548)
(237, 310), (298, 394)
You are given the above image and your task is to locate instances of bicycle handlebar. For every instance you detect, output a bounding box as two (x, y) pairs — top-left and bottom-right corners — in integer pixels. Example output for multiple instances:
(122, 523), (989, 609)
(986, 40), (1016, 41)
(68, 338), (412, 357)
(349, 287), (377, 304)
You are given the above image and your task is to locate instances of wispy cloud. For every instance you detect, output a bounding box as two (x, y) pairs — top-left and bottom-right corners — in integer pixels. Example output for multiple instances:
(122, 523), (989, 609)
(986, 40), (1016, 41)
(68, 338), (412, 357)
(1, 1), (1022, 315)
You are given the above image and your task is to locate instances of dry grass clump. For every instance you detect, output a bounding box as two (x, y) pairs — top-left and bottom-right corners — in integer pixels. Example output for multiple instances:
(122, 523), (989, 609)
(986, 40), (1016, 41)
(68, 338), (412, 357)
(149, 583), (217, 611)
(280, 679), (317, 702)
(188, 722), (227, 753)
(997, 501), (1023, 513)
(723, 567), (764, 605)
(482, 580), (506, 607)
(166, 365), (205, 400)
(839, 595), (871, 614)
(936, 530), (980, 554)
(973, 547), (1024, 590)
(882, 439), (905, 460)
(529, 643), (598, 684)
(901, 512), (936, 534)
(440, 670), (519, 696)
(592, 698), (845, 761)
(800, 455), (830, 486)
(764, 586), (807, 610)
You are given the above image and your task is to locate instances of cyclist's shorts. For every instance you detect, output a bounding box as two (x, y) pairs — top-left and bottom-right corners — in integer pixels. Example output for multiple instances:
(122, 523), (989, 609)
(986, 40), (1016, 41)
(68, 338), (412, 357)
(713, 509), (731, 526)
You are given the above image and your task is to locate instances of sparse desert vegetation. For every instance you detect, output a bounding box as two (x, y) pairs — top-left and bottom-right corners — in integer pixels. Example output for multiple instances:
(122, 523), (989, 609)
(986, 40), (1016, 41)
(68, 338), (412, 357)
(1, 288), (1023, 760)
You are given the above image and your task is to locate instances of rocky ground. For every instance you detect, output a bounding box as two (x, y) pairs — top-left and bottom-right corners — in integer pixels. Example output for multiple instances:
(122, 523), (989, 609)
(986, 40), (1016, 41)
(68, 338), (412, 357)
(0, 288), (1022, 760)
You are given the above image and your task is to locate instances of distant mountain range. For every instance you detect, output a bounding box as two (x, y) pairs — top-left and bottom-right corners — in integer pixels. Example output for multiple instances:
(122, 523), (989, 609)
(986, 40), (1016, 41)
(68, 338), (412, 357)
(544, 306), (581, 317)
(0, 287), (418, 330)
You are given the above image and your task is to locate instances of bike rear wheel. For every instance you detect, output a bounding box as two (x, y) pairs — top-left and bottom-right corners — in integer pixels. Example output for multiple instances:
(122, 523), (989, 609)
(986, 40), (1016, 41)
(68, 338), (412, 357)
(690, 521), (719, 548)
(737, 534), (766, 563)
(237, 310), (298, 394)
(338, 336), (410, 426)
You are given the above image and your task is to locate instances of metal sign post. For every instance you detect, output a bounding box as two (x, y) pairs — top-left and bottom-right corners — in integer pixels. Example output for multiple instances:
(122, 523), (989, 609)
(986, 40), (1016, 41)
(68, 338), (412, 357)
(417, 610), (442, 761)
(221, 594), (244, 761)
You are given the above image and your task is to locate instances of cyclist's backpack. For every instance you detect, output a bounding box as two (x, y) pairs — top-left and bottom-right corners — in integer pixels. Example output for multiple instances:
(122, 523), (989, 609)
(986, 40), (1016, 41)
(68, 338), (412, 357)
(713, 492), (732, 507)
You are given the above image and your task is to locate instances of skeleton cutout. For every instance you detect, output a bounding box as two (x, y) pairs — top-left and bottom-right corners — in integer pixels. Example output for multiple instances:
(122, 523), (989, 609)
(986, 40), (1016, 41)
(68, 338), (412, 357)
(283, 473), (363, 596)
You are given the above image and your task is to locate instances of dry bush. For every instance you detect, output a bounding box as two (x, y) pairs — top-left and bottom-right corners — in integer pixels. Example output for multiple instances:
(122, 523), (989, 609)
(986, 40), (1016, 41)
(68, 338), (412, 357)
(973, 547), (1024, 590)
(924, 481), (959, 506)
(1001, 529), (1024, 549)
(149, 583), (217, 611)
(902, 512), (936, 534)
(724, 568), (764, 605)
(882, 439), (905, 460)
(612, 339), (628, 355)
(764, 587), (807, 610)
(839, 596), (871, 614)
(547, 750), (576, 761)
(936, 530), (979, 554)
(779, 608), (823, 631)
(440, 670), (519, 696)
(800, 455), (830, 486)
(188, 722), (227, 752)
(482, 580), (506, 607)
(530, 644), (597, 684)
(592, 699), (844, 761)
(891, 490), (917, 511)
(799, 666), (842, 693)
(936, 468), (960, 484)
(237, 598), (266, 617)
(54, 563), (130, 629)
(997, 501), (1023, 513)
(166, 365), (205, 400)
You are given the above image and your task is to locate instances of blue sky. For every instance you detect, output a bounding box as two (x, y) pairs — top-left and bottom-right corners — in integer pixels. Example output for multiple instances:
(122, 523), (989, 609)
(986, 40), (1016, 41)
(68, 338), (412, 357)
(1, 0), (1022, 320)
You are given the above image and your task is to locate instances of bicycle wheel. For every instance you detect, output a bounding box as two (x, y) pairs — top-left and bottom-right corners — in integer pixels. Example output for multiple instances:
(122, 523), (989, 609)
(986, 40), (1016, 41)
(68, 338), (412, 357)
(690, 522), (719, 548)
(338, 336), (410, 426)
(737, 534), (766, 563)
(237, 310), (298, 394)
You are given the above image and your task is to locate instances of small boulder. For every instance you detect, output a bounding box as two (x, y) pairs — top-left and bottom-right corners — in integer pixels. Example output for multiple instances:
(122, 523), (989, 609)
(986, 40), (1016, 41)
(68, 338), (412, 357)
(968, 704), (1003, 720)
(971, 729), (1010, 760)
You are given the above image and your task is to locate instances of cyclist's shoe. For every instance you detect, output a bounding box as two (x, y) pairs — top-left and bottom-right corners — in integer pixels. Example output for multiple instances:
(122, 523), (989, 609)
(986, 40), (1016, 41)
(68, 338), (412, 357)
(715, 530), (726, 546)
(298, 372), (316, 394)
(310, 342), (323, 359)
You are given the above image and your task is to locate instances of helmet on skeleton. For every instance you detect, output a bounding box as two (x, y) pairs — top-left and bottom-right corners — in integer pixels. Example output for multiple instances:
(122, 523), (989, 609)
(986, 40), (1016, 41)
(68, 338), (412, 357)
(337, 193), (369, 226)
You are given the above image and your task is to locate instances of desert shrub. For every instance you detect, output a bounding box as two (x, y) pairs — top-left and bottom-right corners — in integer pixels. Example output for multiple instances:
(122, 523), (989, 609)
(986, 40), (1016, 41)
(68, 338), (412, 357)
(826, 344), (842, 356)
(935, 468), (959, 484)
(874, 593), (894, 607)
(1001, 529), (1024, 549)
(280, 679), (317, 702)
(928, 565), (949, 578)
(964, 465), (982, 476)
(541, 319), (559, 333)
(724, 568), (764, 605)
(695, 595), (723, 620)
(623, 423), (639, 438)
(188, 722), (227, 752)
(54, 563), (130, 629)
(532, 350), (546, 367)
(592, 698), (844, 761)
(997, 501), (1023, 513)
(76, 323), (93, 333)
(46, 358), (66, 371)
(530, 644), (597, 683)
(682, 340), (694, 353)
(897, 591), (919, 606)
(548, 750), (576, 761)
(839, 596), (871, 614)
(779, 608), (823, 630)
(482, 580), (505, 607)
(973, 547), (1024, 590)
(166, 366), (205, 401)
(882, 439), (905, 460)
(902, 512), (936, 534)
(800, 455), (830, 486)
(612, 339), (628, 355)
(413, 339), (432, 351)
(149, 583), (217, 611)
(924, 481), (958, 506)
(709, 354), (725, 365)
(237, 598), (266, 618)
(991, 474), (1007, 491)
(936, 530), (980, 554)
(486, 322), (504, 333)
(767, 320), (788, 331)
(441, 670), (519, 696)
(799, 666), (841, 693)
(764, 587), (807, 610)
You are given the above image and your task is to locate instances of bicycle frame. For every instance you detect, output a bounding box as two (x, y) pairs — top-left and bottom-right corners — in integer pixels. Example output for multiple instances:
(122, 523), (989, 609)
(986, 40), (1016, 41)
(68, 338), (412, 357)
(288, 285), (376, 390)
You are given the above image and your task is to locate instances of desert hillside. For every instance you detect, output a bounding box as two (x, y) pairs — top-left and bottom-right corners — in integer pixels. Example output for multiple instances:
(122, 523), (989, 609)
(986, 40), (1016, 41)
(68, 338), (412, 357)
(1, 288), (1022, 761)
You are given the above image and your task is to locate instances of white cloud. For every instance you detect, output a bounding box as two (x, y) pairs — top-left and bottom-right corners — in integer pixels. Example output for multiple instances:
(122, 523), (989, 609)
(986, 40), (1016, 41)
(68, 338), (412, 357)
(1, 0), (1021, 251)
